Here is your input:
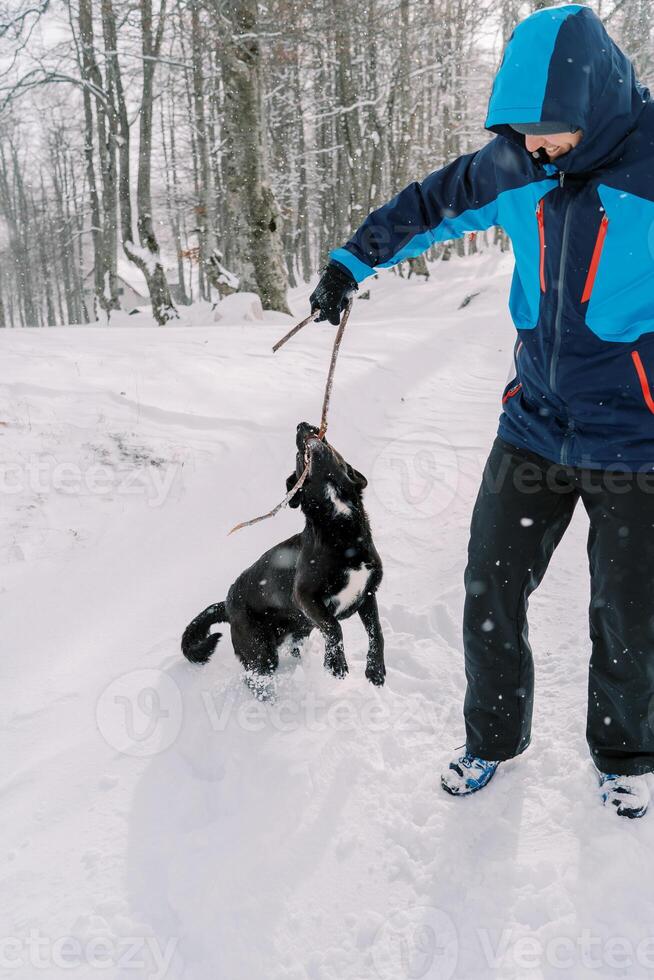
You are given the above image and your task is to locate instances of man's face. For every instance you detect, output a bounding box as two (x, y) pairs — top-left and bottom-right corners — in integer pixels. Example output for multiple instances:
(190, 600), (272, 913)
(524, 130), (584, 160)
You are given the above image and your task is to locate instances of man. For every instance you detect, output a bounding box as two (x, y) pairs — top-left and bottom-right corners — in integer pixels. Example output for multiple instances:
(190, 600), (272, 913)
(309, 4), (654, 818)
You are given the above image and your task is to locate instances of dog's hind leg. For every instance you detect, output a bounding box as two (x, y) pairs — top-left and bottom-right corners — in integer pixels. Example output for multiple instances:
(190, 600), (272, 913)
(231, 617), (280, 696)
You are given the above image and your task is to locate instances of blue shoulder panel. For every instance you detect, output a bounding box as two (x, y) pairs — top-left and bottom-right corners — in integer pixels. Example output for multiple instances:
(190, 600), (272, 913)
(586, 184), (654, 342)
(498, 179), (558, 329)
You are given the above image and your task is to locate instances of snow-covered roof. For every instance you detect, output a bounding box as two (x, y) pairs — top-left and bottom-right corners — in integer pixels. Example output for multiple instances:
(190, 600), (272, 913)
(116, 257), (148, 293)
(84, 254), (179, 293)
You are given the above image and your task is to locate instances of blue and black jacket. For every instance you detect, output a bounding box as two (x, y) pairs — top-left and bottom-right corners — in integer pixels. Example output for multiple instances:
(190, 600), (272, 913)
(330, 4), (654, 471)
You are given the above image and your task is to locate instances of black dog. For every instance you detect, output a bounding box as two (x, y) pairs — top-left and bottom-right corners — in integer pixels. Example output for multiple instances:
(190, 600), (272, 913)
(182, 422), (385, 686)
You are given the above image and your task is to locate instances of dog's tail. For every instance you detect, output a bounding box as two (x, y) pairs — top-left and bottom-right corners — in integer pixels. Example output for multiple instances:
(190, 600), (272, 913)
(181, 601), (229, 664)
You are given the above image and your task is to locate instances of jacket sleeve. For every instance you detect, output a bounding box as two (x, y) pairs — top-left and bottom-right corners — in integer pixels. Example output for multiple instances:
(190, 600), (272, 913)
(329, 138), (502, 284)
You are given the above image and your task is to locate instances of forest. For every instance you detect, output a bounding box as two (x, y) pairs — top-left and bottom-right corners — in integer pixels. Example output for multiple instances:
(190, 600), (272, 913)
(0, 0), (650, 327)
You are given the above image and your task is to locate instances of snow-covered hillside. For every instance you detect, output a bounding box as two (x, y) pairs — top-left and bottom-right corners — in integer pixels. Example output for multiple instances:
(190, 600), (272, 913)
(4, 252), (654, 980)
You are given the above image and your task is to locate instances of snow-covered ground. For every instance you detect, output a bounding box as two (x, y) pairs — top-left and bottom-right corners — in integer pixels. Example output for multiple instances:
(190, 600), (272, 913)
(3, 251), (654, 980)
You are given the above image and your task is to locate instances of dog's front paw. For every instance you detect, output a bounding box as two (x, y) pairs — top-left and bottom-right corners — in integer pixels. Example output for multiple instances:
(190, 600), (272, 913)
(366, 662), (386, 686)
(324, 650), (349, 679)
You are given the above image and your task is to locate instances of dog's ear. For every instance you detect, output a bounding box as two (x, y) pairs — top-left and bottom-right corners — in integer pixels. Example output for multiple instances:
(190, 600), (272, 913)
(286, 472), (303, 508)
(346, 465), (368, 490)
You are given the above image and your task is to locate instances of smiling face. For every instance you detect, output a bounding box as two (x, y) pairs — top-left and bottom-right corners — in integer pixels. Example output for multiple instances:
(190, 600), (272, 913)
(524, 130), (584, 160)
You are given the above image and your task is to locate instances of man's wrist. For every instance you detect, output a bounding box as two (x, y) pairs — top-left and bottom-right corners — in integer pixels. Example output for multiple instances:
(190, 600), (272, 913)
(326, 260), (358, 290)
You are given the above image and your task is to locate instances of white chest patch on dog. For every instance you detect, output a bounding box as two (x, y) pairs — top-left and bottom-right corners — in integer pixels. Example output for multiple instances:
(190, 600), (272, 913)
(325, 483), (352, 517)
(331, 564), (371, 614)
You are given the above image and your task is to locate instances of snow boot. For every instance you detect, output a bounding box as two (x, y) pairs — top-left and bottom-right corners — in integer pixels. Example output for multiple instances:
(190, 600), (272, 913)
(441, 748), (500, 796)
(598, 770), (650, 819)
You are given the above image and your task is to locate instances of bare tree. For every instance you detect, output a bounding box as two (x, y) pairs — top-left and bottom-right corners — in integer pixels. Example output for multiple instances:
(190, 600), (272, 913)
(220, 0), (290, 313)
(0, 0), (645, 326)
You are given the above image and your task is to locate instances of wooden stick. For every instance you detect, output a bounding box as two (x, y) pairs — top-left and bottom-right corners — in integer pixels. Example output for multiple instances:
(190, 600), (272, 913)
(229, 298), (353, 534)
(228, 457), (311, 534)
(272, 309), (319, 353)
(318, 299), (351, 436)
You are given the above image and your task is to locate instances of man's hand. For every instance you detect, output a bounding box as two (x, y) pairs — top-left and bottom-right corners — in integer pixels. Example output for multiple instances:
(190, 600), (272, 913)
(309, 262), (358, 325)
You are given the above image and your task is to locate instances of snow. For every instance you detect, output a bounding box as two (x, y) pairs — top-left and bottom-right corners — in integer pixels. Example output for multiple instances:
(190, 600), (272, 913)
(213, 291), (264, 322)
(123, 243), (166, 279)
(3, 250), (654, 979)
(116, 258), (149, 295)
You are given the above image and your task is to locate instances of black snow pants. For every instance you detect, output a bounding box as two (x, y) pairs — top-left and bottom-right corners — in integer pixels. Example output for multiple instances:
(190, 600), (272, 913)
(463, 436), (654, 775)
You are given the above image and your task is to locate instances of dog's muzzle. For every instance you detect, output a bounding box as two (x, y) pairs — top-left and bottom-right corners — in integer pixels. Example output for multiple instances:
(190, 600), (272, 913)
(296, 421), (324, 453)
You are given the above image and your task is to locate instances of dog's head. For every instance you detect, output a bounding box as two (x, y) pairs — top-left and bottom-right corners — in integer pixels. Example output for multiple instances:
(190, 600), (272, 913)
(285, 421), (368, 516)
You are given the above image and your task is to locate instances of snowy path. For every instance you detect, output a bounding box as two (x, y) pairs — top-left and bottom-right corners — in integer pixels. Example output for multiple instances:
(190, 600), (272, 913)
(3, 253), (654, 980)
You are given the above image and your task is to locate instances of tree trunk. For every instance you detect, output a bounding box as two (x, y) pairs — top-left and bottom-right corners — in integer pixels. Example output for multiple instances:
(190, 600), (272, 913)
(10, 144), (39, 325)
(0, 266), (6, 328)
(221, 0), (289, 313)
(190, 0), (225, 299)
(125, 0), (177, 324)
(101, 0), (133, 285)
(78, 0), (119, 314)
(161, 95), (191, 305)
(51, 137), (76, 324)
(34, 185), (56, 325)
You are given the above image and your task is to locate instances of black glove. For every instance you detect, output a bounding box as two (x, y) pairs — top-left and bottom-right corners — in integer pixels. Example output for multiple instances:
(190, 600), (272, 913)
(309, 262), (358, 325)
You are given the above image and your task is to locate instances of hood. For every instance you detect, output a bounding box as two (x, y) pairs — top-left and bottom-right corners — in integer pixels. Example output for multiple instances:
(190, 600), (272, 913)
(485, 3), (650, 174)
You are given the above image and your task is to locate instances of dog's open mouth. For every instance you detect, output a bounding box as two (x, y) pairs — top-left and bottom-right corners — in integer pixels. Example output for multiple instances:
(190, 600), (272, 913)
(298, 424), (324, 453)
(305, 433), (324, 452)
(295, 423), (333, 479)
(302, 434), (323, 475)
(295, 427), (327, 478)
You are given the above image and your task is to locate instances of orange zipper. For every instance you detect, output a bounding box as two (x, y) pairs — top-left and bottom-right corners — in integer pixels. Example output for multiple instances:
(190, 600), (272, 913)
(502, 382), (522, 404)
(502, 340), (525, 404)
(536, 200), (546, 292)
(631, 351), (654, 415)
(581, 214), (609, 303)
